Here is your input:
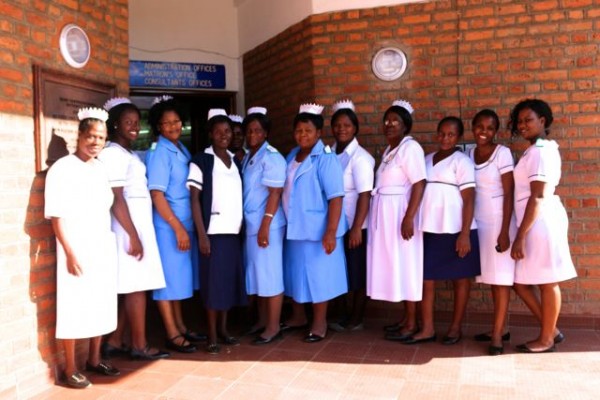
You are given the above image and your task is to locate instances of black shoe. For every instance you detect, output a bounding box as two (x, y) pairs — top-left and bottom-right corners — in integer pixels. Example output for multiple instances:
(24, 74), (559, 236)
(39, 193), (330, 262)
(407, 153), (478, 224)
(218, 335), (240, 346)
(473, 332), (510, 342)
(252, 331), (283, 345)
(385, 330), (417, 342)
(279, 322), (308, 333)
(516, 343), (556, 353)
(85, 361), (120, 376)
(130, 345), (171, 361)
(383, 322), (403, 332)
(183, 330), (208, 343)
(100, 342), (130, 359)
(401, 335), (437, 345)
(165, 335), (196, 353)
(64, 372), (92, 389)
(304, 332), (326, 343)
(488, 344), (504, 356)
(243, 326), (265, 336)
(206, 343), (221, 355)
(442, 333), (462, 345)
(554, 332), (565, 344)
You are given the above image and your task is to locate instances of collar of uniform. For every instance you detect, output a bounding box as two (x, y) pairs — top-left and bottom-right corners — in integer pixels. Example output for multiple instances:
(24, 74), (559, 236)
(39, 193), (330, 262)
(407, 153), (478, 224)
(332, 137), (358, 157)
(158, 135), (183, 153)
(205, 145), (235, 159)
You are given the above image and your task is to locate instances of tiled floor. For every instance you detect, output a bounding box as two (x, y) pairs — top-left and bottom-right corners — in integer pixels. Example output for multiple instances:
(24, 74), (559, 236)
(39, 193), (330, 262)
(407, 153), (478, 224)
(32, 321), (600, 399)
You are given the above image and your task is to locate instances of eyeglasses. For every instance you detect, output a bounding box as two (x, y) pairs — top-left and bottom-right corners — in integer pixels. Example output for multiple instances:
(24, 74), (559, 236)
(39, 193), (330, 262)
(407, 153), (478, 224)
(159, 120), (182, 128)
(384, 120), (400, 127)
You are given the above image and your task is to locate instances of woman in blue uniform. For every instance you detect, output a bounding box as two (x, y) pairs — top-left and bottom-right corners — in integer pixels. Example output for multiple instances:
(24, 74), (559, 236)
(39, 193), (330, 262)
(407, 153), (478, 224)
(145, 96), (200, 353)
(281, 103), (348, 343)
(241, 107), (287, 344)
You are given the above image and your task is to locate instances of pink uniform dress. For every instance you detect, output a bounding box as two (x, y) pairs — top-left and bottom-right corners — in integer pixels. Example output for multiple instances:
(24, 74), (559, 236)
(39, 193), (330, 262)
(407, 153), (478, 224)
(512, 139), (576, 284)
(469, 145), (517, 286)
(367, 136), (426, 302)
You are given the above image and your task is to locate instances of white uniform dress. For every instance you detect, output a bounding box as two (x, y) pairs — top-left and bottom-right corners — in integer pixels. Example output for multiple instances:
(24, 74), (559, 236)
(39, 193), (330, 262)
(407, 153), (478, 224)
(367, 136), (427, 302)
(45, 155), (118, 339)
(468, 145), (517, 286)
(98, 142), (166, 294)
(513, 139), (576, 284)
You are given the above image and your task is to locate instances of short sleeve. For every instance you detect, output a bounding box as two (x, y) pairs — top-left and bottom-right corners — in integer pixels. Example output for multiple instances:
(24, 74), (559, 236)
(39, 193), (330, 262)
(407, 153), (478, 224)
(318, 154), (345, 200)
(401, 141), (427, 184)
(456, 154), (476, 191)
(97, 146), (128, 188)
(525, 146), (549, 183)
(261, 152), (286, 188)
(186, 163), (203, 190)
(496, 146), (515, 175)
(351, 151), (375, 194)
(44, 159), (70, 218)
(146, 146), (170, 192)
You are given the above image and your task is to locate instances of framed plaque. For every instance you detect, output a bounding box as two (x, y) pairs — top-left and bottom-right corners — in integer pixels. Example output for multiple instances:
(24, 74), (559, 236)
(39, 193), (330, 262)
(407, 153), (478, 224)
(33, 65), (116, 171)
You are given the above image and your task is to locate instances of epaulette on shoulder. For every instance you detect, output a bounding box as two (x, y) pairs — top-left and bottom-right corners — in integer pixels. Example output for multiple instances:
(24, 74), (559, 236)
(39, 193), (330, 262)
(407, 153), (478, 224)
(535, 138), (545, 148)
(266, 144), (278, 153)
(149, 142), (157, 151)
(324, 145), (332, 154)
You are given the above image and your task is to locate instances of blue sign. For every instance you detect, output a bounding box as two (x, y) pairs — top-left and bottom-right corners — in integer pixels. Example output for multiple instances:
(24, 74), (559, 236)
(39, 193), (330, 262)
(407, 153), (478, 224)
(129, 60), (226, 89)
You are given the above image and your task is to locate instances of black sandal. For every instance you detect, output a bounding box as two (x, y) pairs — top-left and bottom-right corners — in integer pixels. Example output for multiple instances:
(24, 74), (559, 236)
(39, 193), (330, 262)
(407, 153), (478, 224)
(165, 335), (196, 353)
(130, 345), (171, 360)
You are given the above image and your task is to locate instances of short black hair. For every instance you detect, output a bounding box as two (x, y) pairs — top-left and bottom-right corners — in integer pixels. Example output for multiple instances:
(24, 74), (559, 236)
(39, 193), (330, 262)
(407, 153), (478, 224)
(106, 103), (141, 139)
(242, 113), (271, 135)
(148, 98), (186, 138)
(78, 118), (105, 134)
(293, 112), (324, 130)
(472, 109), (500, 132)
(438, 116), (464, 137)
(331, 108), (359, 135)
(509, 98), (554, 136)
(206, 115), (232, 135)
(383, 105), (413, 135)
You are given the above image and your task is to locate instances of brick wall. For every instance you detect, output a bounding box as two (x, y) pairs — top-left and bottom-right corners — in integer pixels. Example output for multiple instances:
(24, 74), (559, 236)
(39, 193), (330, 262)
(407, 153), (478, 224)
(0, 1), (128, 398)
(244, 1), (600, 323)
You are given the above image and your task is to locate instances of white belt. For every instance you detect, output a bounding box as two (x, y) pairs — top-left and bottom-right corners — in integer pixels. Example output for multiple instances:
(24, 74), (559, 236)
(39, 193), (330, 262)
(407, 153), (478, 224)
(372, 186), (408, 196)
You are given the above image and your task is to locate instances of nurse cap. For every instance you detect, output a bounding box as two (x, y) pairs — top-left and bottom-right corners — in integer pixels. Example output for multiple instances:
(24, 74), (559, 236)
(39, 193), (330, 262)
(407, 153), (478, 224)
(332, 99), (355, 113)
(229, 114), (243, 124)
(152, 95), (174, 106)
(298, 103), (324, 115)
(77, 107), (109, 122)
(103, 97), (131, 112)
(208, 108), (228, 120)
(247, 106), (267, 115)
(392, 99), (414, 115)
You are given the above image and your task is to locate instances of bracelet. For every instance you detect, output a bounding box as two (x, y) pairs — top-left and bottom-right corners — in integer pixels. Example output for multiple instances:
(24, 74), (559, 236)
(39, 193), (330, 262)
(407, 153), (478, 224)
(264, 213), (274, 218)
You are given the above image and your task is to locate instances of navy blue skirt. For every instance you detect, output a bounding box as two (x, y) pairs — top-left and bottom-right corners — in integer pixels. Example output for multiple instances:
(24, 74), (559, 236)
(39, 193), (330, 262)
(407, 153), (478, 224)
(344, 229), (367, 292)
(423, 230), (481, 280)
(200, 234), (248, 311)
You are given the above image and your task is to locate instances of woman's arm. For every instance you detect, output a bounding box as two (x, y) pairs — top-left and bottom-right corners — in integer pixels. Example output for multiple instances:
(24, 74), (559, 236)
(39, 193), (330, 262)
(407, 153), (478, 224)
(190, 186), (210, 256)
(456, 187), (475, 258)
(322, 197), (343, 254)
(111, 187), (143, 259)
(401, 179), (426, 240)
(497, 172), (515, 252)
(150, 190), (190, 251)
(511, 181), (545, 260)
(51, 218), (83, 276)
(257, 187), (283, 248)
(347, 191), (370, 249)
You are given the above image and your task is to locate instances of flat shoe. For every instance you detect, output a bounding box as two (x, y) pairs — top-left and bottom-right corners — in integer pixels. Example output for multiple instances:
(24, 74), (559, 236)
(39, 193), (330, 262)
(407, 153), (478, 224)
(328, 321), (346, 332)
(348, 322), (365, 331)
(252, 331), (283, 345)
(100, 342), (130, 359)
(219, 335), (240, 346)
(488, 344), (504, 356)
(383, 322), (403, 332)
(130, 345), (171, 361)
(304, 332), (326, 343)
(385, 330), (417, 342)
(165, 335), (196, 353)
(442, 334), (462, 345)
(554, 332), (565, 344)
(183, 330), (208, 342)
(516, 343), (556, 353)
(85, 361), (120, 376)
(64, 372), (91, 389)
(280, 322), (308, 333)
(206, 343), (221, 355)
(473, 332), (511, 342)
(401, 335), (437, 345)
(243, 326), (265, 336)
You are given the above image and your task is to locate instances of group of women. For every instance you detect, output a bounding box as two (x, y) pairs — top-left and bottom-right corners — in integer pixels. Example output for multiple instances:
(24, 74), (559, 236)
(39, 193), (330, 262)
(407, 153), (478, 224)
(45, 96), (576, 389)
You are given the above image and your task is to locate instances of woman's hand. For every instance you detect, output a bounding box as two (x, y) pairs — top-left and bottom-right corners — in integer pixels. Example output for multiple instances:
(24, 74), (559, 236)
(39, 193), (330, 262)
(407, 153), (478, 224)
(257, 223), (270, 248)
(174, 226), (190, 251)
(496, 230), (510, 253)
(322, 231), (337, 255)
(65, 253), (83, 276)
(511, 235), (525, 260)
(347, 226), (363, 249)
(128, 233), (144, 260)
(456, 232), (471, 258)
(400, 214), (414, 240)
(198, 233), (211, 256)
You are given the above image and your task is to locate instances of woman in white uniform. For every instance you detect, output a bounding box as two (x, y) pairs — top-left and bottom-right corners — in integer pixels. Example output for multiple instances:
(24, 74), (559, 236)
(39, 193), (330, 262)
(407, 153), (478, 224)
(45, 107), (119, 388)
(98, 98), (169, 360)
(328, 99), (374, 332)
(509, 99), (576, 353)
(366, 100), (426, 341)
(467, 109), (516, 355)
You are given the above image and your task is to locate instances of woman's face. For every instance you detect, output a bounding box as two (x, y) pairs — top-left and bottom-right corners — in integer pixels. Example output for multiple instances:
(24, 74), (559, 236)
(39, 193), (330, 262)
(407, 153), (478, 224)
(245, 120), (267, 151)
(332, 114), (357, 147)
(436, 121), (460, 151)
(517, 108), (546, 142)
(473, 116), (498, 147)
(230, 124), (244, 151)
(77, 121), (107, 161)
(294, 121), (321, 151)
(383, 111), (406, 146)
(115, 109), (140, 143)
(158, 110), (183, 143)
(211, 121), (233, 151)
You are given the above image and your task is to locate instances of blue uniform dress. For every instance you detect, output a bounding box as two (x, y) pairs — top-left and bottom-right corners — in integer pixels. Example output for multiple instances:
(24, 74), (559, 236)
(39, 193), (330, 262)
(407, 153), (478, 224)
(283, 140), (348, 303)
(242, 142), (287, 297)
(146, 136), (199, 300)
